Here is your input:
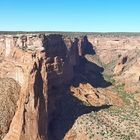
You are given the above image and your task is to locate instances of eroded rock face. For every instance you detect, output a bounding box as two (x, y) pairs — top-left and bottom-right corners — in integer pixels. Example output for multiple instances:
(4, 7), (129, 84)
(88, 35), (140, 64)
(0, 34), (94, 140)
(1, 33), (139, 140)
(113, 50), (140, 93)
(88, 35), (140, 93)
(113, 56), (128, 76)
(0, 78), (20, 140)
(70, 83), (124, 107)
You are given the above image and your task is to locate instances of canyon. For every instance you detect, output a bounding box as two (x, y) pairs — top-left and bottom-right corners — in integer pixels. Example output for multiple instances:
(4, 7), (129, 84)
(0, 33), (140, 140)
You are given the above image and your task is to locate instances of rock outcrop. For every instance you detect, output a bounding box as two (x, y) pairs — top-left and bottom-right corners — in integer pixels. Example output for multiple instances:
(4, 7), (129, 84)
(113, 49), (140, 93)
(0, 33), (99, 140)
(113, 56), (128, 76)
(0, 78), (20, 140)
(70, 83), (123, 107)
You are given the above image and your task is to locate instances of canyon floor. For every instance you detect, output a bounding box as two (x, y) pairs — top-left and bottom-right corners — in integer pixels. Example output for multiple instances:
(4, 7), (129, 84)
(0, 33), (140, 140)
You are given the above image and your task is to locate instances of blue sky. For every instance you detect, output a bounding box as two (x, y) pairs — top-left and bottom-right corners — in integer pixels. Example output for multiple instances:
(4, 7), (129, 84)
(0, 0), (140, 32)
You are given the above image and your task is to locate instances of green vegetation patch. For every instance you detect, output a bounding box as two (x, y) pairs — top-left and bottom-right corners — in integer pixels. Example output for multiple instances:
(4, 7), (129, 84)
(114, 84), (134, 105)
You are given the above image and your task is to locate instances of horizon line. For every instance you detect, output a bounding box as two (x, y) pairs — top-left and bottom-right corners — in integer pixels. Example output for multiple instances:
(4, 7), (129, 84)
(1, 31), (140, 33)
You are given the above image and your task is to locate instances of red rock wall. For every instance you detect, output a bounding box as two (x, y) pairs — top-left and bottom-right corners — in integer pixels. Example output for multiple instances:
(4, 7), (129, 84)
(0, 34), (88, 140)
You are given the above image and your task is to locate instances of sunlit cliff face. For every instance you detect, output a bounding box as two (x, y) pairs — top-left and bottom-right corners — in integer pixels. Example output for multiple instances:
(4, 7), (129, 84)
(0, 34), (93, 140)
(0, 33), (140, 140)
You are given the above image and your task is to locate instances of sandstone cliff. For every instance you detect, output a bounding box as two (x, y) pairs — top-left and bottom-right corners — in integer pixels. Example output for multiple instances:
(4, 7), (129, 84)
(0, 33), (104, 140)
(1, 33), (140, 140)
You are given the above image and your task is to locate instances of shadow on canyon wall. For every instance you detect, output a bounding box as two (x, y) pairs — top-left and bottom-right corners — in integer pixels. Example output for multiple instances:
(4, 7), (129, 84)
(47, 60), (112, 140)
(72, 35), (111, 88)
(48, 87), (111, 140)
(33, 58), (48, 139)
(33, 35), (112, 140)
(73, 57), (112, 88)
